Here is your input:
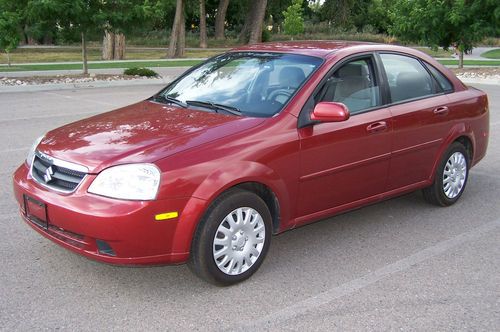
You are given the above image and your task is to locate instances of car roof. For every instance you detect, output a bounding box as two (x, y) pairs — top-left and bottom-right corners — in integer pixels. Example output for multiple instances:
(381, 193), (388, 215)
(231, 40), (427, 60)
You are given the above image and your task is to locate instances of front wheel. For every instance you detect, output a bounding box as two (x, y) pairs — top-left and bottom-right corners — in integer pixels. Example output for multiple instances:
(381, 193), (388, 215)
(423, 142), (469, 206)
(188, 189), (272, 285)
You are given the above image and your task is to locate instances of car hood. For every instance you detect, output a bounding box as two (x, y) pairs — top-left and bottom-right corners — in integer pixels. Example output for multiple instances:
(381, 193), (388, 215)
(37, 100), (265, 173)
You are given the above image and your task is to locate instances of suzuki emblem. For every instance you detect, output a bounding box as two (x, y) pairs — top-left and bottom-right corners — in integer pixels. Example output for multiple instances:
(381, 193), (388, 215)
(44, 166), (54, 183)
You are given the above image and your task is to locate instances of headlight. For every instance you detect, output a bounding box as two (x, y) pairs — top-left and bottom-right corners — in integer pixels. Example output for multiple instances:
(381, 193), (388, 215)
(26, 136), (44, 167)
(88, 163), (161, 200)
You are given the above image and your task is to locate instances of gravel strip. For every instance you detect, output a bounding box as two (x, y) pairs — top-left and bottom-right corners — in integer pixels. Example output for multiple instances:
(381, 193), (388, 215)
(0, 74), (157, 86)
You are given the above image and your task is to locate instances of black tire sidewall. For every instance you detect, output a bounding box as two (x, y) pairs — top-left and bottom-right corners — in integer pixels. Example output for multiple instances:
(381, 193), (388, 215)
(194, 189), (272, 285)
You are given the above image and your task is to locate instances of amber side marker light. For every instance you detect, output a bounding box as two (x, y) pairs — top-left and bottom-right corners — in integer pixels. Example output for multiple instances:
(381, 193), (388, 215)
(155, 212), (179, 221)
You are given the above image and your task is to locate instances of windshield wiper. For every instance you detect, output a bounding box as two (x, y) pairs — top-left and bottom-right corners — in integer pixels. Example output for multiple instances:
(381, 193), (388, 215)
(152, 94), (187, 108)
(186, 100), (242, 116)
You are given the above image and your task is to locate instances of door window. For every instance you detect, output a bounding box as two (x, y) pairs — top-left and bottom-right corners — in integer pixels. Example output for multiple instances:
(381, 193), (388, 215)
(425, 63), (454, 93)
(380, 54), (434, 103)
(318, 58), (381, 114)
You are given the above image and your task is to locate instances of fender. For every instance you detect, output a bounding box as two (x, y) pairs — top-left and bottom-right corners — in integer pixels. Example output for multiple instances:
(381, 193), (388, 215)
(191, 160), (293, 230)
(428, 122), (475, 182)
(168, 161), (293, 254)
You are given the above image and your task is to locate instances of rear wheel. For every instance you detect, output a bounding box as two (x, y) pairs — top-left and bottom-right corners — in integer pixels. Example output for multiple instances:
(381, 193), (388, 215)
(188, 189), (272, 285)
(423, 142), (469, 206)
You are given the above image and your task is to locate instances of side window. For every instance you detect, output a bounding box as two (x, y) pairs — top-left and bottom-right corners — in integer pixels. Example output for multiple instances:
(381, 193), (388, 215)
(425, 63), (454, 93)
(380, 54), (433, 103)
(318, 58), (381, 115)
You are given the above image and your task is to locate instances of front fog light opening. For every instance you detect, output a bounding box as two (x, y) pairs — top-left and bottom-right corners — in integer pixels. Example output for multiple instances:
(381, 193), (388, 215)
(96, 239), (116, 257)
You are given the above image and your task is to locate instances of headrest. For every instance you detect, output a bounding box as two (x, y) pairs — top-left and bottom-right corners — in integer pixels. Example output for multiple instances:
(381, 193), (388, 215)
(279, 66), (306, 89)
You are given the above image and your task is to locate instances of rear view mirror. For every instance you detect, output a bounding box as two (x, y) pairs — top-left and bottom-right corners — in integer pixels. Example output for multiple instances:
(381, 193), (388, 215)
(311, 102), (350, 123)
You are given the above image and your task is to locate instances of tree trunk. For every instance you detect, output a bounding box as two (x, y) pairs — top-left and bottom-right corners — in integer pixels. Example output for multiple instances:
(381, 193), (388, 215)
(114, 33), (126, 60)
(199, 0), (208, 48)
(175, 8), (185, 57)
(458, 49), (464, 69)
(43, 33), (53, 45)
(6, 52), (11, 67)
(167, 0), (184, 58)
(214, 0), (230, 40)
(102, 30), (115, 60)
(82, 32), (88, 75)
(238, 1), (258, 43)
(248, 0), (268, 44)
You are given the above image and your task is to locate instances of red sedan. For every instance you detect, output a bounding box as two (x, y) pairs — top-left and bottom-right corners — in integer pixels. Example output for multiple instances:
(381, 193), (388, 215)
(13, 41), (489, 285)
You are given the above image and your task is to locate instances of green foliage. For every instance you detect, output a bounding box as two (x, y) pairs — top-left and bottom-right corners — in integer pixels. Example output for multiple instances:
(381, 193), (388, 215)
(262, 28), (272, 43)
(0, 11), (20, 54)
(124, 67), (159, 77)
(0, 0), (23, 57)
(390, 0), (500, 52)
(283, 0), (304, 36)
(362, 0), (393, 34)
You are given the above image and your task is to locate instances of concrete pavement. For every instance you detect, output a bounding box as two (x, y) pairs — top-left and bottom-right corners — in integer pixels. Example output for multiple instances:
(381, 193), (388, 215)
(0, 84), (499, 331)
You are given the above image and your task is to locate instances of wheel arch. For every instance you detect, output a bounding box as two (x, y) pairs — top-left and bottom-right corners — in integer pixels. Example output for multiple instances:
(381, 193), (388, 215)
(232, 182), (281, 234)
(429, 123), (476, 182)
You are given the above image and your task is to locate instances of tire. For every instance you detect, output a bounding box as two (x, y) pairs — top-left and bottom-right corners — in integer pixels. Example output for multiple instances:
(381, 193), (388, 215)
(423, 142), (470, 206)
(188, 188), (272, 285)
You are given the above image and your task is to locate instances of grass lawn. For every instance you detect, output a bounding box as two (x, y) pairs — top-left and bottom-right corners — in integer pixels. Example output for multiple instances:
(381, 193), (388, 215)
(437, 59), (500, 66)
(480, 49), (500, 59)
(0, 48), (223, 64)
(0, 60), (203, 72)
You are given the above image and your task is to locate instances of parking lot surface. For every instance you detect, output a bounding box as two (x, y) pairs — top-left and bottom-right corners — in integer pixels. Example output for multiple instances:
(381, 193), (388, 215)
(1, 84), (499, 331)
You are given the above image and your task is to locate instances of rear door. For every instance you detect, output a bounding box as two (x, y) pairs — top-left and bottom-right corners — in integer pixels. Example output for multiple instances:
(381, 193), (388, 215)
(378, 53), (454, 190)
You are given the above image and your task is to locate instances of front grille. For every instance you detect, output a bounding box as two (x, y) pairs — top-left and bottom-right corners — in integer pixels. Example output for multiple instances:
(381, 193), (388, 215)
(31, 151), (87, 193)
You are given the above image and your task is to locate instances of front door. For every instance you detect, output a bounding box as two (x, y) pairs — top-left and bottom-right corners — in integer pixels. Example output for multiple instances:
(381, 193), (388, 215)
(297, 56), (392, 220)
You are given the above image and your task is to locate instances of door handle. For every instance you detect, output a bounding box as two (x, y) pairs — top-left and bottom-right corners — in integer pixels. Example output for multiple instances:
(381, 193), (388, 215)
(433, 106), (449, 115)
(366, 121), (387, 133)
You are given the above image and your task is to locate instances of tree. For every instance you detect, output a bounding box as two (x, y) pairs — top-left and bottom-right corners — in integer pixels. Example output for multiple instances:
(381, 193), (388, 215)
(167, 0), (185, 58)
(214, 0), (230, 40)
(28, 0), (103, 74)
(199, 0), (207, 48)
(283, 0), (304, 38)
(0, 0), (26, 66)
(238, 0), (268, 44)
(321, 0), (354, 28)
(100, 0), (148, 60)
(390, 0), (500, 68)
(0, 11), (20, 66)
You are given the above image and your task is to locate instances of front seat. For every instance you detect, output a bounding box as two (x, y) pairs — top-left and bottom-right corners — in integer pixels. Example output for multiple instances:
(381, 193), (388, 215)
(279, 66), (306, 90)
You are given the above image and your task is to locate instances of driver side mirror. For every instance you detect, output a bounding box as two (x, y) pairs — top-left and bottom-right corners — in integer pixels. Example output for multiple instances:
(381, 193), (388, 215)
(311, 102), (350, 123)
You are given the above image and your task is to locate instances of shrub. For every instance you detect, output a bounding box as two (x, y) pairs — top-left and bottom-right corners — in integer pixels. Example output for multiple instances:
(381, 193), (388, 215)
(124, 67), (158, 77)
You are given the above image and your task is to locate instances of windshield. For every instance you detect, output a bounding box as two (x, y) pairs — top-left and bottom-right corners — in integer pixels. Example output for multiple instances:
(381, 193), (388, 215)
(160, 52), (323, 117)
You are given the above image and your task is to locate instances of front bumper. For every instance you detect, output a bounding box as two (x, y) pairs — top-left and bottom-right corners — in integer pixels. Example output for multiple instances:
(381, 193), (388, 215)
(13, 163), (207, 265)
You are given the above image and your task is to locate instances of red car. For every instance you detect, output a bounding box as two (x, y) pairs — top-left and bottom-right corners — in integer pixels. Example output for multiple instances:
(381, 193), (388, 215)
(13, 41), (489, 285)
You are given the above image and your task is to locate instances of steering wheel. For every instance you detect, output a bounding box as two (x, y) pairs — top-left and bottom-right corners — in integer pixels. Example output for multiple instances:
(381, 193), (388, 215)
(267, 89), (293, 103)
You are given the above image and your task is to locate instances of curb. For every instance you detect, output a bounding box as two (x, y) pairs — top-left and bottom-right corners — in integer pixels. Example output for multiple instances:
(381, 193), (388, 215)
(457, 77), (500, 86)
(0, 77), (172, 93)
